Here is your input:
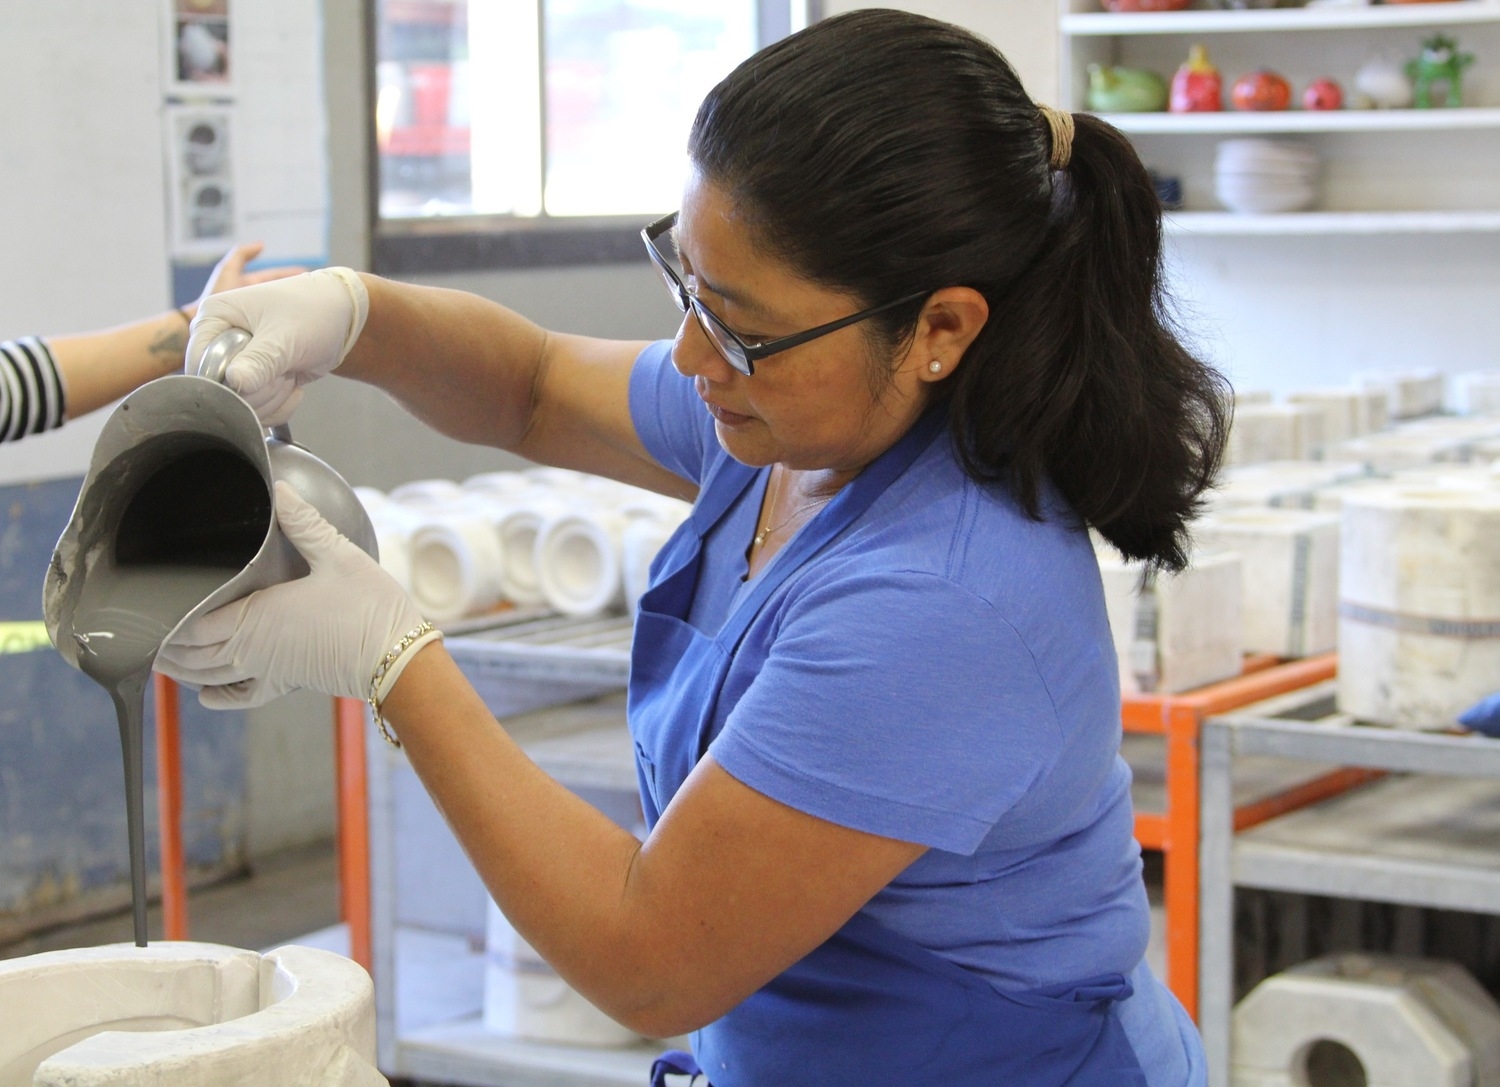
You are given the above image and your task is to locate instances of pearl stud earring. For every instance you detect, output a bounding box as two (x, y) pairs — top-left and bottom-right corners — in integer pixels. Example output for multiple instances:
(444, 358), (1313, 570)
(928, 360), (942, 374)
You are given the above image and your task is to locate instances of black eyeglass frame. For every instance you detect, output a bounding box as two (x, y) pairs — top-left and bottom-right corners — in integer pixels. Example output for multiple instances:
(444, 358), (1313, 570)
(641, 212), (929, 376)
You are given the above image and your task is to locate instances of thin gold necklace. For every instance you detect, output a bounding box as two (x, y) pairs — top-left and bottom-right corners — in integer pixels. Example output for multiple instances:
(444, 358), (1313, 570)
(753, 467), (826, 549)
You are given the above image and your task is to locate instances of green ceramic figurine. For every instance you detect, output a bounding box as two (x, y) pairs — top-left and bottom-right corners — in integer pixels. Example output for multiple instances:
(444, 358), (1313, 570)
(1406, 34), (1475, 108)
(1086, 63), (1169, 113)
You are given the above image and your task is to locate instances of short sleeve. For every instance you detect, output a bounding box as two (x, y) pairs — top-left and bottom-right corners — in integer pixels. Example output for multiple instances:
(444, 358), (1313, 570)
(709, 570), (1065, 855)
(629, 340), (716, 486)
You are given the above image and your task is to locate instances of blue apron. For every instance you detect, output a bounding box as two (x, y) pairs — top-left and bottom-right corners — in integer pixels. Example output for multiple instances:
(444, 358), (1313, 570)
(631, 412), (1148, 1087)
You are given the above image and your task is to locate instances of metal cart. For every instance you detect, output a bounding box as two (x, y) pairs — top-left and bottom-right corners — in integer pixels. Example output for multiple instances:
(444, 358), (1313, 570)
(1199, 683), (1500, 1087)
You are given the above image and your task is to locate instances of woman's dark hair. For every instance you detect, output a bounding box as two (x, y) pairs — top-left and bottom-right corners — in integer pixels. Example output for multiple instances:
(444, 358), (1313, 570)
(688, 9), (1229, 571)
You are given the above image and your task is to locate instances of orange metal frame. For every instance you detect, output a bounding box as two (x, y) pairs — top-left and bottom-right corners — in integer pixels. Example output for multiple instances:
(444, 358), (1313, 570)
(1122, 651), (1350, 1021)
(152, 681), (374, 974)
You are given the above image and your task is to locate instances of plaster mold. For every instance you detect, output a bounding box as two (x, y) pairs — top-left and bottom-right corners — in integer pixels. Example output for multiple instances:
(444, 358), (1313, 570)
(408, 509), (506, 621)
(1097, 547), (1242, 695)
(1211, 460), (1368, 512)
(1338, 485), (1500, 729)
(1286, 389), (1371, 446)
(1452, 374), (1500, 416)
(482, 901), (641, 1047)
(1232, 953), (1500, 1087)
(0, 942), (384, 1086)
(1354, 368), (1445, 421)
(1194, 508), (1339, 658)
(1226, 405), (1325, 466)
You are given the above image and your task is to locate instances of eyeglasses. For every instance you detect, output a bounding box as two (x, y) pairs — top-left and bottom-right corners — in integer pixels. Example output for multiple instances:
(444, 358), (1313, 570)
(641, 212), (928, 376)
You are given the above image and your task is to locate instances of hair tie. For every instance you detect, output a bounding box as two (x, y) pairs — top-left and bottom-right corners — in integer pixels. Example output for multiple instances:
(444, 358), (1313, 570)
(1038, 104), (1074, 171)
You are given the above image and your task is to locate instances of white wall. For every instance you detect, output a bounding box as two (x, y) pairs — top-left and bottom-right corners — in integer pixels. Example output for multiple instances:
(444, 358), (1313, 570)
(1168, 232), (1500, 398)
(0, 4), (172, 487)
(824, 0), (1060, 102)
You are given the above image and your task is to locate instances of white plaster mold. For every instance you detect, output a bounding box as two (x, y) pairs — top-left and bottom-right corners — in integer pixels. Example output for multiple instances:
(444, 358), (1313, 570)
(1097, 547), (1243, 695)
(1194, 508), (1340, 658)
(1232, 952), (1500, 1087)
(0, 941), (384, 1086)
(1338, 485), (1500, 729)
(482, 900), (641, 1047)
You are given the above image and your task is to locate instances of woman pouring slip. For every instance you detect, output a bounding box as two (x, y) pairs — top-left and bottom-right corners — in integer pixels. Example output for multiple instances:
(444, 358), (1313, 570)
(159, 12), (1226, 1084)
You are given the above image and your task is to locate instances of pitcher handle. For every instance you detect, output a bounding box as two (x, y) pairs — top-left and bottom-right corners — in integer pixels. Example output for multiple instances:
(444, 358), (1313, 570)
(194, 327), (295, 444)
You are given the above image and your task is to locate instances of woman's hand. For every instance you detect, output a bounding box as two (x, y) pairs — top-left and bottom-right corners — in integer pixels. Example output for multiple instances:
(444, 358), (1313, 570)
(155, 481), (426, 709)
(196, 241), (307, 300)
(185, 266), (369, 426)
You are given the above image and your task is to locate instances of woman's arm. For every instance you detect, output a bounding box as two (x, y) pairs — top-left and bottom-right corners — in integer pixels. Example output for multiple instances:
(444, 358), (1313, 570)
(50, 243), (304, 419)
(333, 275), (693, 499)
(383, 643), (924, 1039)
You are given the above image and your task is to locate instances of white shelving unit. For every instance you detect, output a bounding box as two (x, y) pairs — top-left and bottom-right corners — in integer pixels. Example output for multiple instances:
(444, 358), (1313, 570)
(1059, 0), (1500, 231)
(1199, 687), (1500, 1087)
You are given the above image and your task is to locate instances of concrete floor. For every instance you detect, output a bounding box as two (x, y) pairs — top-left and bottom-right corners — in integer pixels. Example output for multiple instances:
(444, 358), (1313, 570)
(0, 840), (341, 961)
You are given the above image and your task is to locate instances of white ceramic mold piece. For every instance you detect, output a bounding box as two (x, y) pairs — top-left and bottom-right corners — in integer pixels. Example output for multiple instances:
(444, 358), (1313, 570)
(408, 509), (506, 621)
(1096, 547), (1243, 695)
(1233, 389), (1274, 409)
(351, 486), (389, 518)
(1355, 388), (1390, 436)
(1354, 368), (1445, 421)
(1338, 485), (1500, 729)
(1194, 508), (1340, 658)
(1211, 461), (1367, 512)
(1327, 430), (1471, 475)
(481, 901), (641, 1048)
(461, 470), (533, 500)
(1226, 405), (1326, 467)
(1231, 953), (1500, 1087)
(490, 494), (572, 607)
(535, 506), (629, 617)
(1451, 373), (1500, 416)
(386, 478), (465, 508)
(620, 508), (689, 614)
(0, 941), (383, 1087)
(1285, 389), (1365, 447)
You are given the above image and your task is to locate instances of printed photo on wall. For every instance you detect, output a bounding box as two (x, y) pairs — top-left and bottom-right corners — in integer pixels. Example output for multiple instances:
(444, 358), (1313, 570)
(164, 105), (238, 259)
(168, 0), (232, 95)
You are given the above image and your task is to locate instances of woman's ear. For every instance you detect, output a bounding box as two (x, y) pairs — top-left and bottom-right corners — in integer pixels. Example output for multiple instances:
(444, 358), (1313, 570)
(910, 287), (988, 383)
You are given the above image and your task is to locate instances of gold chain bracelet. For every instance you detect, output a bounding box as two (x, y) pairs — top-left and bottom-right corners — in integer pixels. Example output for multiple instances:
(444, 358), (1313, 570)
(367, 619), (440, 748)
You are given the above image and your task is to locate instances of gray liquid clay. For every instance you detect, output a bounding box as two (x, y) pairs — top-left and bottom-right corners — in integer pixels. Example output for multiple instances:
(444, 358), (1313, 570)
(70, 568), (238, 946)
(61, 443), (269, 947)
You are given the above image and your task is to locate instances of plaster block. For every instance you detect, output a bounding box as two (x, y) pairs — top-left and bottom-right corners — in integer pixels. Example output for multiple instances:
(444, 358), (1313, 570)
(1286, 388), (1364, 447)
(1450, 372), (1500, 416)
(1338, 485), (1500, 729)
(1098, 548), (1243, 695)
(1354, 368), (1445, 421)
(1194, 508), (1340, 658)
(1227, 405), (1326, 466)
(1232, 953), (1500, 1087)
(482, 900), (641, 1047)
(1211, 460), (1367, 512)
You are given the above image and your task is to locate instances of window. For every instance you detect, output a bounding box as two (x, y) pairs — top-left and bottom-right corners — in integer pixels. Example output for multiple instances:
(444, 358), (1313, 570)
(372, 0), (811, 268)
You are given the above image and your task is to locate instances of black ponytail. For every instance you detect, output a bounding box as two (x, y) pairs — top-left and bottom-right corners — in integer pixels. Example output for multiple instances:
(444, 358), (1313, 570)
(690, 10), (1230, 571)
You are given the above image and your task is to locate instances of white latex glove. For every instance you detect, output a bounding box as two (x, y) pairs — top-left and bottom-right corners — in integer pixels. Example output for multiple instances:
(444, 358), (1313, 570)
(156, 481), (428, 710)
(185, 266), (369, 427)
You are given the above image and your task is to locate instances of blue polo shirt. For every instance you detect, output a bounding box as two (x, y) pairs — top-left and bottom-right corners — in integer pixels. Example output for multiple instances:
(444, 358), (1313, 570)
(628, 341), (1202, 1083)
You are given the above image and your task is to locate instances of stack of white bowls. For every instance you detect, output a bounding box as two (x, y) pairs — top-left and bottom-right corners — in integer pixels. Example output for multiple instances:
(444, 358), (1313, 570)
(1214, 139), (1319, 214)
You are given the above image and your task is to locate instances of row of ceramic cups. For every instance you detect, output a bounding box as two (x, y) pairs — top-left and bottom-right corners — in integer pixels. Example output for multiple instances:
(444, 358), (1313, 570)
(355, 468), (692, 621)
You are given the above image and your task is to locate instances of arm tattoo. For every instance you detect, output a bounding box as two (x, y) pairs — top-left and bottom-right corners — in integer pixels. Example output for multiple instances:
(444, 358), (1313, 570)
(149, 326), (190, 372)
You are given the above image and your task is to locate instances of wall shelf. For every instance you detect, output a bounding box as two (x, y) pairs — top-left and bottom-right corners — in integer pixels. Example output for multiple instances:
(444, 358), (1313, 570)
(1100, 107), (1500, 134)
(1165, 209), (1500, 233)
(1063, 1), (1500, 37)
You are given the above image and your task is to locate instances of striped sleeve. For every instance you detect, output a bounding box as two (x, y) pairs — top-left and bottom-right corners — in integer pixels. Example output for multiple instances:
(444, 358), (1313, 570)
(0, 337), (67, 442)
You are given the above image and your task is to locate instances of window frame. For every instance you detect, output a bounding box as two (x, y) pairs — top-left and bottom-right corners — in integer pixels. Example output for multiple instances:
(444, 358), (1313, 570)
(366, 0), (817, 275)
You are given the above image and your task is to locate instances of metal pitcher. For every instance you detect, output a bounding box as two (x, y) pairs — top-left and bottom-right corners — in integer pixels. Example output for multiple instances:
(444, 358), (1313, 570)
(43, 328), (378, 665)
